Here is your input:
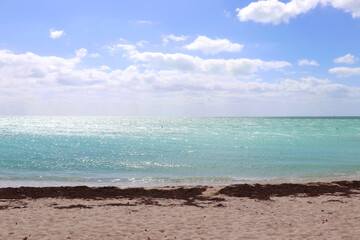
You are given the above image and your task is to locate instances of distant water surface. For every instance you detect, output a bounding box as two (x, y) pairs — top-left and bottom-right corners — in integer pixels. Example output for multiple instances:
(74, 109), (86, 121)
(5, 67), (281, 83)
(0, 117), (360, 187)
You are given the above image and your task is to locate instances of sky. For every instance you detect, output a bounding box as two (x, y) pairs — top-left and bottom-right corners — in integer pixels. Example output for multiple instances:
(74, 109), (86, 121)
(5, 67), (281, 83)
(1, 0), (360, 116)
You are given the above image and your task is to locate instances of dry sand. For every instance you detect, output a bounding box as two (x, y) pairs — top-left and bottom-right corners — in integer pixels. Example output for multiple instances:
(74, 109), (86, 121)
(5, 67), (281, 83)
(1, 182), (360, 240)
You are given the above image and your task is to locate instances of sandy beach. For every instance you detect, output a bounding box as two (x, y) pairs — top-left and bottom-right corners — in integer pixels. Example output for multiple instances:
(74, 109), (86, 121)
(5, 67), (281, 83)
(1, 181), (360, 240)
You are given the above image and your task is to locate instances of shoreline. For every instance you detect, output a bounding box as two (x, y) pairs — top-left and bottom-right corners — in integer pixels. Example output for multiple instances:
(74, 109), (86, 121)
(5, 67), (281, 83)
(1, 173), (360, 188)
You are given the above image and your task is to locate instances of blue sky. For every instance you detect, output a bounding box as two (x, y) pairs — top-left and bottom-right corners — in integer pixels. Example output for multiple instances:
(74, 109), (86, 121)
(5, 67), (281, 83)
(1, 0), (360, 116)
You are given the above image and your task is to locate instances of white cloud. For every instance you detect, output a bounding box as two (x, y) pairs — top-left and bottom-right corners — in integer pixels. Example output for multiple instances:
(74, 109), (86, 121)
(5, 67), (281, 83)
(334, 53), (357, 64)
(329, 67), (360, 77)
(75, 48), (87, 58)
(118, 37), (127, 42)
(236, 0), (360, 25)
(162, 34), (188, 45)
(136, 40), (148, 48)
(331, 0), (360, 18)
(108, 43), (136, 55)
(89, 53), (100, 58)
(49, 29), (65, 39)
(0, 48), (107, 87)
(100, 65), (110, 71)
(236, 0), (322, 25)
(184, 36), (244, 55)
(298, 59), (319, 66)
(107, 42), (289, 75)
(135, 20), (153, 24)
(126, 49), (290, 75)
(274, 76), (350, 97)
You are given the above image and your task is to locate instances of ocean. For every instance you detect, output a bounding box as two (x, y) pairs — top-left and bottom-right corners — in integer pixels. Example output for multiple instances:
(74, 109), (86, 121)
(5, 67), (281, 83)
(0, 117), (359, 187)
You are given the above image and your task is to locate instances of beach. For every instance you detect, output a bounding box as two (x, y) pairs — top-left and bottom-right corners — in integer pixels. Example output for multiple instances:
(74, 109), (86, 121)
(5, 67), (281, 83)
(1, 181), (360, 240)
(2, 0), (360, 238)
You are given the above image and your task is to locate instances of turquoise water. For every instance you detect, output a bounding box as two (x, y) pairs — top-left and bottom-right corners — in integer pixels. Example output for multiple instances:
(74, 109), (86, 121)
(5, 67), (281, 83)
(0, 117), (360, 187)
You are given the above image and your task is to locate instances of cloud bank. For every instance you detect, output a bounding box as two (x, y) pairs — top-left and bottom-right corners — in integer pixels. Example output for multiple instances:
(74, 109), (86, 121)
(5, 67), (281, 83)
(109, 42), (290, 75)
(1, 47), (360, 115)
(0, 48), (356, 97)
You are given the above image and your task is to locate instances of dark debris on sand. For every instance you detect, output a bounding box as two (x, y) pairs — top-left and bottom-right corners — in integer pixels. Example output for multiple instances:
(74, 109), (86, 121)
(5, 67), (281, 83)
(0, 186), (206, 200)
(217, 181), (360, 200)
(0, 181), (360, 205)
(54, 204), (93, 209)
(0, 186), (215, 207)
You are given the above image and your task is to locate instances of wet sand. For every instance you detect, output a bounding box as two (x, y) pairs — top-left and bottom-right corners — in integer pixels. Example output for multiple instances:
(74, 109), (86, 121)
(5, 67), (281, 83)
(1, 181), (360, 239)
